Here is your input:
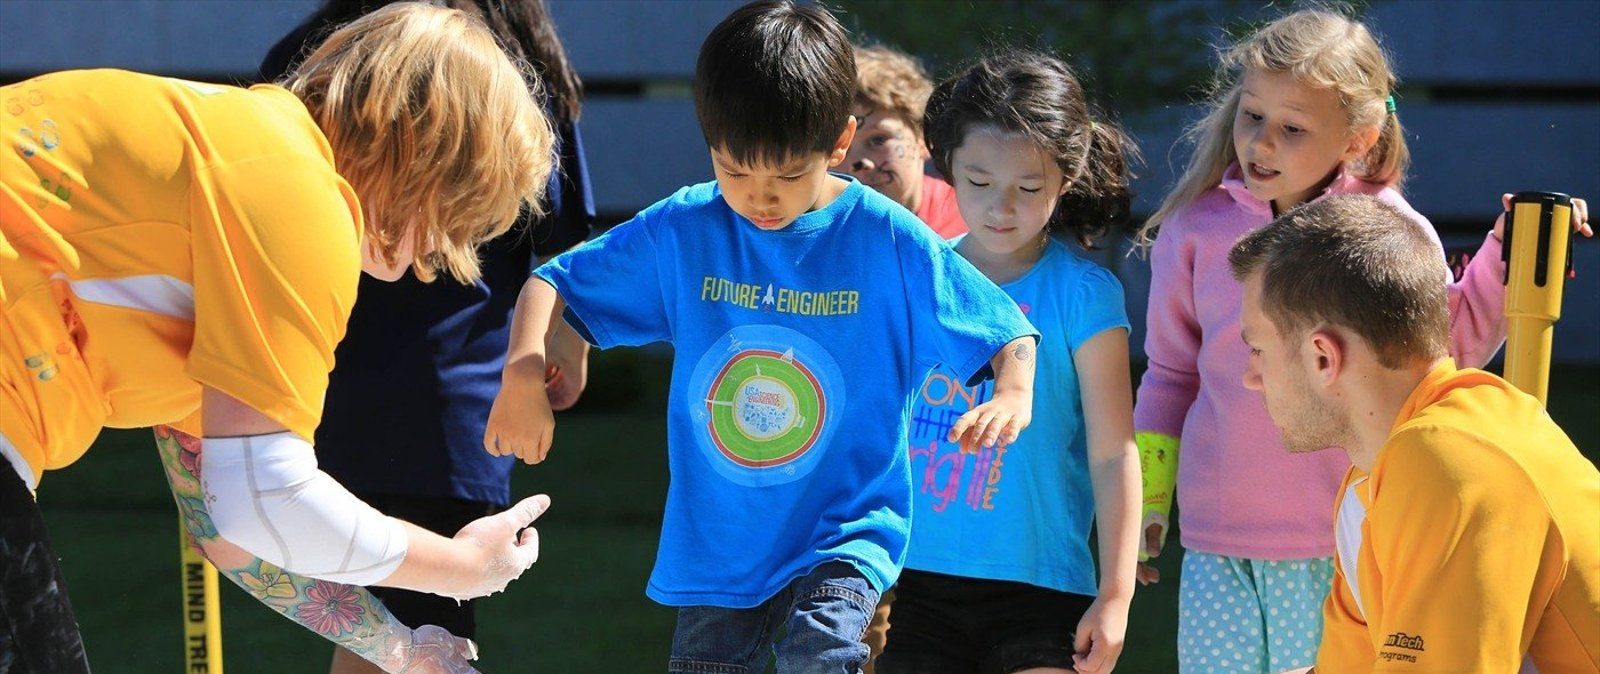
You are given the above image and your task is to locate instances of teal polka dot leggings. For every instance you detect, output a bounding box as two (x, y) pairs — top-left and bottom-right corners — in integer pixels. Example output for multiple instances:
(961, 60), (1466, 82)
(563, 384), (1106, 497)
(1177, 551), (1334, 674)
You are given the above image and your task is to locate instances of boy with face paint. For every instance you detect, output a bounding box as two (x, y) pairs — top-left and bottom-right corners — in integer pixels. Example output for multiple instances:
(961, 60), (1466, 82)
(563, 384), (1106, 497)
(845, 45), (967, 239)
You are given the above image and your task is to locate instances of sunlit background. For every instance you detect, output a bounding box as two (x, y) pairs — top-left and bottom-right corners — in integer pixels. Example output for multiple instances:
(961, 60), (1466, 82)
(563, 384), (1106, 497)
(2, 1), (1596, 671)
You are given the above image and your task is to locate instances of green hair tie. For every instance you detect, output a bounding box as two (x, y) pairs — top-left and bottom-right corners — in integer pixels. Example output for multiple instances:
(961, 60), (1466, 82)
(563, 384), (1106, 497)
(1385, 94), (1397, 115)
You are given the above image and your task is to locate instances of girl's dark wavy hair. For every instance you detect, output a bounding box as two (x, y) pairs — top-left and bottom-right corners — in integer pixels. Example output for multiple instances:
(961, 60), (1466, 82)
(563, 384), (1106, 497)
(925, 49), (1138, 248)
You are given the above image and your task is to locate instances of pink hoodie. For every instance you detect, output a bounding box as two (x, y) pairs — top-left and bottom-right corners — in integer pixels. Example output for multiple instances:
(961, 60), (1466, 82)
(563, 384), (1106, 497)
(1135, 163), (1506, 559)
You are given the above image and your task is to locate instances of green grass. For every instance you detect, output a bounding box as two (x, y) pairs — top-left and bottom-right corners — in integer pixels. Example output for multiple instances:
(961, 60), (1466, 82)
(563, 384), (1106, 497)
(37, 351), (1600, 672)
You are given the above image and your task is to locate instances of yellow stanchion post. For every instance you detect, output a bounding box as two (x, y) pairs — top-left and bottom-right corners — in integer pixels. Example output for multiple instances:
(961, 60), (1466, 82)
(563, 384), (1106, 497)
(180, 519), (224, 673)
(1502, 191), (1574, 405)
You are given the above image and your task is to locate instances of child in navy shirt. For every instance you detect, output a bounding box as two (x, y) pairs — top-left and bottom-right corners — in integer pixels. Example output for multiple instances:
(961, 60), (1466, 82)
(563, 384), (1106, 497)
(486, 2), (1037, 670)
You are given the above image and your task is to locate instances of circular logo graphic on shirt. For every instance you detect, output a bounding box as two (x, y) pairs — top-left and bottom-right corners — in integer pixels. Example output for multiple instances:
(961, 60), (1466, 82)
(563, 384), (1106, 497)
(709, 354), (820, 462)
(689, 325), (844, 486)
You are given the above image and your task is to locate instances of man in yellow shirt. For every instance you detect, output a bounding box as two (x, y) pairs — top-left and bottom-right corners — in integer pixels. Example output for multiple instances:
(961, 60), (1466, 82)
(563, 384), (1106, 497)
(0, 4), (556, 672)
(1228, 194), (1598, 673)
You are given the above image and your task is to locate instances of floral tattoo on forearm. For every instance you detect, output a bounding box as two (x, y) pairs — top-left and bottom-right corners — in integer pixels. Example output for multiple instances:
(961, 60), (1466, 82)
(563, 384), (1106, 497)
(152, 425), (429, 669)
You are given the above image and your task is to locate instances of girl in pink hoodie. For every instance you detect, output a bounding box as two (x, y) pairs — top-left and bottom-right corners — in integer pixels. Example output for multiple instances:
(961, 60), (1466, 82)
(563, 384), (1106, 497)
(1132, 9), (1514, 673)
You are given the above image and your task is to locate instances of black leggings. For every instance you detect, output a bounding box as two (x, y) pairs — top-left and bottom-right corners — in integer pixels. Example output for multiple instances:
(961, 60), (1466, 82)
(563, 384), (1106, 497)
(0, 463), (90, 673)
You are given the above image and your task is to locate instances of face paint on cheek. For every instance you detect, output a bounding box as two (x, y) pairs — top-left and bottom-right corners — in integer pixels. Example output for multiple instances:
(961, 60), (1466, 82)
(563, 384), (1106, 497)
(884, 130), (919, 163)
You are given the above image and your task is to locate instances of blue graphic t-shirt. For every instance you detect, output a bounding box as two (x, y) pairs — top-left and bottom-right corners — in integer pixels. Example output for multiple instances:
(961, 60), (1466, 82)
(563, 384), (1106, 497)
(905, 237), (1129, 595)
(536, 177), (1035, 607)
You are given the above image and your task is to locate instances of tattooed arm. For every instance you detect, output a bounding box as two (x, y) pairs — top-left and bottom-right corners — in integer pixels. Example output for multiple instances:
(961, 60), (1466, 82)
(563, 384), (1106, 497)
(198, 386), (547, 599)
(947, 336), (1037, 454)
(153, 425), (478, 674)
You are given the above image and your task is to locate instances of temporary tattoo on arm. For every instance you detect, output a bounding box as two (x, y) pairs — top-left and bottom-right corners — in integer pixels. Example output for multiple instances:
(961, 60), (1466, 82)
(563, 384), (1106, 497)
(1012, 341), (1032, 363)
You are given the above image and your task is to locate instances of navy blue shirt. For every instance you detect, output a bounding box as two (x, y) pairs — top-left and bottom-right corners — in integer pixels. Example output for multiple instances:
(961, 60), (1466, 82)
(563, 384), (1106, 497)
(314, 129), (591, 505)
(262, 15), (596, 506)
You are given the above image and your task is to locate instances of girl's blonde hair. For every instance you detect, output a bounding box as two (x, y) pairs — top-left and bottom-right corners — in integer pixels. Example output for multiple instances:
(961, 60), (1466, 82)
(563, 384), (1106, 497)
(1137, 8), (1407, 249)
(285, 1), (554, 283)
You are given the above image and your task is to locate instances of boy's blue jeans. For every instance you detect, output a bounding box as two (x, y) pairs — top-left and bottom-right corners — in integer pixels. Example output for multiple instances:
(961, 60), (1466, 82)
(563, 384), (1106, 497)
(668, 561), (879, 673)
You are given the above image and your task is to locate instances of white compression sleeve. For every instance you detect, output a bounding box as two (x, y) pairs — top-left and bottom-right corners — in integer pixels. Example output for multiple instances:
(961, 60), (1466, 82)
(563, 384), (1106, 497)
(200, 432), (408, 586)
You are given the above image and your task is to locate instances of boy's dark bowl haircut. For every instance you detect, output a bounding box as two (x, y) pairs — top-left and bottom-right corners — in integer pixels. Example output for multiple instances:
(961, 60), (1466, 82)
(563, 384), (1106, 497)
(694, 0), (855, 167)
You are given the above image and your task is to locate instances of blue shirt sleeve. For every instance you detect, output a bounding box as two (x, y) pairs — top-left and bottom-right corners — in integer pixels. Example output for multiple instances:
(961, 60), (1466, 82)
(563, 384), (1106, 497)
(533, 211), (670, 349)
(1066, 265), (1131, 351)
(898, 228), (1038, 386)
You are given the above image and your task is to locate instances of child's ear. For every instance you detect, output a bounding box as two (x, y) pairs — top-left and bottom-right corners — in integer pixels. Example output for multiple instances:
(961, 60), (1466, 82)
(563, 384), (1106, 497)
(829, 116), (859, 168)
(1342, 124), (1381, 163)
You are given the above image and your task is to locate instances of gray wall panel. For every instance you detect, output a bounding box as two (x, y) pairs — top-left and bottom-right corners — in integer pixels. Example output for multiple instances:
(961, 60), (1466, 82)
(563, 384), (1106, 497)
(1369, 0), (1600, 86)
(582, 97), (710, 214)
(1403, 103), (1600, 220)
(550, 0), (742, 81)
(0, 0), (318, 77)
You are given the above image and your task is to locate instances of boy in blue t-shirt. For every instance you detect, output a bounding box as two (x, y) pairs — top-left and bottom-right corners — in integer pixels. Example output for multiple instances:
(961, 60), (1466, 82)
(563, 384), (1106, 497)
(484, 1), (1038, 670)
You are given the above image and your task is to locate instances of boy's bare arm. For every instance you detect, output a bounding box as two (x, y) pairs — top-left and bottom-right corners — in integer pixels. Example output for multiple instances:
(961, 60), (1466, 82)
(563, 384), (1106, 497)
(544, 318), (591, 411)
(503, 276), (564, 379)
(485, 277), (566, 464)
(533, 253), (591, 411)
(948, 336), (1037, 453)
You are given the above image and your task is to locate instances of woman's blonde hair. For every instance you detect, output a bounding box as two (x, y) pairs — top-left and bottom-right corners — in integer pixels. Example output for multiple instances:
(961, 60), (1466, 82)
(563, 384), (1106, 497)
(285, 1), (554, 283)
(1137, 7), (1407, 250)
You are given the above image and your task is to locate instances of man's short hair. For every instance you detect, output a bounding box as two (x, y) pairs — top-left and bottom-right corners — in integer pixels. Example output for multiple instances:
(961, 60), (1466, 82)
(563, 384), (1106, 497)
(694, 0), (855, 166)
(853, 44), (934, 139)
(1228, 194), (1450, 368)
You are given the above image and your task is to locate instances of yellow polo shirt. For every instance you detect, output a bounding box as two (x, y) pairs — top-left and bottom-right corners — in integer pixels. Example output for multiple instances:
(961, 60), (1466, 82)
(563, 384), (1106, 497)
(0, 69), (362, 486)
(1318, 359), (1599, 672)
